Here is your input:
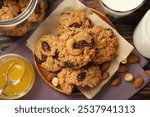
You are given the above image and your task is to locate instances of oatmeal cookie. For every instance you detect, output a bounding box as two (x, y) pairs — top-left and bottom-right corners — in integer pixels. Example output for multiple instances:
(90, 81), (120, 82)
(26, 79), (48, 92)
(19, 0), (47, 22)
(90, 26), (118, 64)
(35, 35), (62, 72)
(57, 10), (92, 35)
(58, 29), (95, 69)
(0, 0), (19, 20)
(57, 65), (101, 95)
(0, 21), (32, 36)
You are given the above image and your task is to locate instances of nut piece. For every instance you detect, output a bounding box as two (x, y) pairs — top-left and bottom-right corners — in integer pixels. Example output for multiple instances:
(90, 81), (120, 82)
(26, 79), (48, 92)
(127, 54), (140, 64)
(66, 39), (82, 56)
(134, 77), (144, 89)
(145, 70), (150, 77)
(118, 65), (128, 73)
(101, 71), (110, 80)
(52, 77), (59, 87)
(110, 77), (121, 87)
(121, 58), (127, 64)
(124, 73), (134, 82)
(101, 62), (111, 72)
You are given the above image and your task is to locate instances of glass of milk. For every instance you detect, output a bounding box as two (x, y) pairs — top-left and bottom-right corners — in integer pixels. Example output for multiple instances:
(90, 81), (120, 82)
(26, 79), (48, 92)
(99, 0), (146, 18)
(133, 9), (150, 59)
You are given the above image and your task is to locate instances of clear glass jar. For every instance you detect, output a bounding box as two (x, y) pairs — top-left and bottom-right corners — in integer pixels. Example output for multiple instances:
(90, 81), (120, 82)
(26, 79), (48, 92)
(133, 9), (150, 59)
(0, 0), (47, 36)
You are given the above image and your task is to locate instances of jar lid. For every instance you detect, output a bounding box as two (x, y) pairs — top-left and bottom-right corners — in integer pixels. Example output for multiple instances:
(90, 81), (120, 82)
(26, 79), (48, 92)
(0, 0), (38, 27)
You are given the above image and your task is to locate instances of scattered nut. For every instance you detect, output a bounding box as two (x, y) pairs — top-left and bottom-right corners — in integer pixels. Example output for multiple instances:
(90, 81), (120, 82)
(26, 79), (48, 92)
(127, 54), (140, 64)
(118, 65), (128, 73)
(145, 70), (150, 77)
(52, 77), (59, 87)
(110, 77), (121, 86)
(124, 73), (134, 82)
(121, 58), (127, 64)
(134, 77), (144, 89)
(101, 71), (110, 80)
(101, 62), (111, 72)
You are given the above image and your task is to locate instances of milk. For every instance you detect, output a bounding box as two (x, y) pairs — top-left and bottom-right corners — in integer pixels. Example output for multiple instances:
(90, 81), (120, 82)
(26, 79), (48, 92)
(100, 0), (146, 18)
(102, 0), (145, 11)
(133, 9), (150, 59)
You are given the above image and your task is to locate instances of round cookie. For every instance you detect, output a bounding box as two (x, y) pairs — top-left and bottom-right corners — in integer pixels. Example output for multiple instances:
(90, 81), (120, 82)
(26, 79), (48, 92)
(0, 0), (19, 20)
(19, 0), (47, 22)
(0, 21), (32, 36)
(90, 26), (118, 65)
(35, 35), (62, 72)
(57, 65), (101, 95)
(58, 29), (95, 69)
(57, 10), (92, 35)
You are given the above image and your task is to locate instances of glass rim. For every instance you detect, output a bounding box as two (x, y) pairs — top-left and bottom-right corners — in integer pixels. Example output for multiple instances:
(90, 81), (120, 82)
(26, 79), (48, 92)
(100, 0), (146, 13)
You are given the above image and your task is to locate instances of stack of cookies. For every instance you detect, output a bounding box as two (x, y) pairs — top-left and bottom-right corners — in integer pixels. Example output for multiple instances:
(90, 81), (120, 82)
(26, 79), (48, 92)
(0, 0), (47, 36)
(35, 10), (118, 95)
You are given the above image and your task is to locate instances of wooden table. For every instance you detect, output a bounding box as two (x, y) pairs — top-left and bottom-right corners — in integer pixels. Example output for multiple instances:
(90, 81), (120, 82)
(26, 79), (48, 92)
(86, 0), (150, 100)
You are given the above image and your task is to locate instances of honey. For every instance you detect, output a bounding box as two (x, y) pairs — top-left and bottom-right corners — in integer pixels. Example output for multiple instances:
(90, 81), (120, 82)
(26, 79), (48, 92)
(0, 54), (35, 99)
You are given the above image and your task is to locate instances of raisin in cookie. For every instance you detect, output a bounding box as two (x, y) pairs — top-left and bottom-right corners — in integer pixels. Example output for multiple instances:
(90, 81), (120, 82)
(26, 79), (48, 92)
(90, 26), (118, 65)
(57, 10), (92, 35)
(58, 29), (95, 69)
(19, 0), (47, 22)
(35, 35), (62, 72)
(0, 21), (32, 36)
(0, 0), (19, 20)
(57, 65), (101, 95)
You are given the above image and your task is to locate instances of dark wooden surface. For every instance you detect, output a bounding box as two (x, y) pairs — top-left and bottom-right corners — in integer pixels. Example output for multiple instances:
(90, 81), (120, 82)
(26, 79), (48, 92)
(86, 0), (150, 100)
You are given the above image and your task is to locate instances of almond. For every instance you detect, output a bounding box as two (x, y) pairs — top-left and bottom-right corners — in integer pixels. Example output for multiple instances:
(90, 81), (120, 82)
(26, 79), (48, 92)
(127, 54), (140, 64)
(110, 77), (121, 86)
(101, 62), (111, 71)
(145, 70), (150, 77)
(118, 65), (128, 73)
(101, 71), (110, 80)
(134, 77), (144, 89)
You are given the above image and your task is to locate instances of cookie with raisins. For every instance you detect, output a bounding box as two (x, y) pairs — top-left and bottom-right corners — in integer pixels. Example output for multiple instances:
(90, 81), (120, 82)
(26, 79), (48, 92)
(57, 65), (101, 95)
(90, 26), (118, 65)
(58, 29), (95, 69)
(57, 10), (92, 35)
(35, 35), (62, 72)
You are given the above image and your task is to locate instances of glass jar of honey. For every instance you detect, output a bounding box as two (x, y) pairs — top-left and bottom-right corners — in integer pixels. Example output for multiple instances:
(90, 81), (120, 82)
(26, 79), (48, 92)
(0, 54), (35, 99)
